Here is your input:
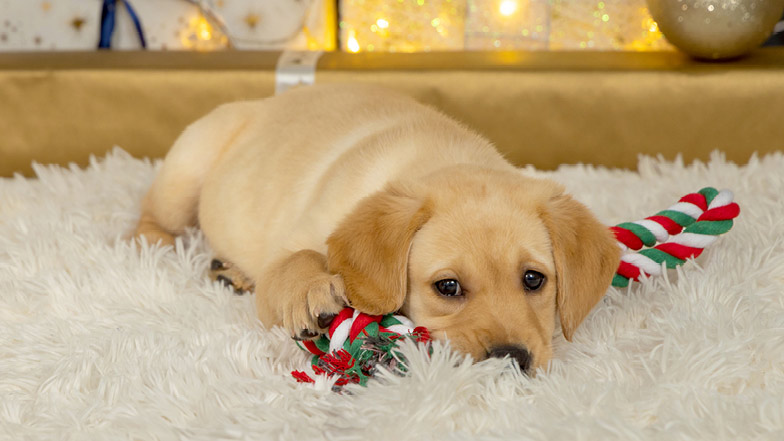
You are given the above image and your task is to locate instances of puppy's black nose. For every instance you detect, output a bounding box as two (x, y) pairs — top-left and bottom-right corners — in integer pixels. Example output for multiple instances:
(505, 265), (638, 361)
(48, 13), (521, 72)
(488, 345), (532, 372)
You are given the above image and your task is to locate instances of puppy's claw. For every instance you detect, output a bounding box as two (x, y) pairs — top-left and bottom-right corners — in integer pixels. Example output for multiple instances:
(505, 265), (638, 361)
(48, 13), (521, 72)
(211, 259), (226, 271)
(216, 275), (232, 288)
(293, 329), (320, 341)
(317, 313), (338, 329)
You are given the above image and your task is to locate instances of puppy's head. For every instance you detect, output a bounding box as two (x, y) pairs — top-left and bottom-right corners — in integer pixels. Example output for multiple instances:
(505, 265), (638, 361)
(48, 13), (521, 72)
(326, 166), (619, 372)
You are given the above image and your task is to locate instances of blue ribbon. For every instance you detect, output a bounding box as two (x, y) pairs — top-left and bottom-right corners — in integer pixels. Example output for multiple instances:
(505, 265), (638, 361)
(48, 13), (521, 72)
(98, 0), (147, 49)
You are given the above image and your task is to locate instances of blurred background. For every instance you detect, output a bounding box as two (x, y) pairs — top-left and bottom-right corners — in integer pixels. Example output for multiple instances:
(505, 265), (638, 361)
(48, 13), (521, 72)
(2, 0), (784, 176)
(1, 0), (779, 53)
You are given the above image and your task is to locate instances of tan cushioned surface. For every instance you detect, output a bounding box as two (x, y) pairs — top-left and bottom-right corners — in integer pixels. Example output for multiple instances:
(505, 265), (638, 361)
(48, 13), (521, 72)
(1, 50), (783, 176)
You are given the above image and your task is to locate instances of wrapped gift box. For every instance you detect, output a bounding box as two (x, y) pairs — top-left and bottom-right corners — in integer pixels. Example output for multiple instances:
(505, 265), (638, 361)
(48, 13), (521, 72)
(2, 49), (783, 176)
(0, 0), (336, 51)
(337, 0), (670, 52)
(1, 0), (670, 53)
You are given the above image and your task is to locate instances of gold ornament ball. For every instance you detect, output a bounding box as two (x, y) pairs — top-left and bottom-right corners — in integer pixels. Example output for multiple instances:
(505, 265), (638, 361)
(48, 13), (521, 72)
(646, 0), (784, 60)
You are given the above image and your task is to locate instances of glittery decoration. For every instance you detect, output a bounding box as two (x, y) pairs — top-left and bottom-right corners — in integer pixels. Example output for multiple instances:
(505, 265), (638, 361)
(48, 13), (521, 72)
(339, 0), (467, 52)
(341, 0), (673, 51)
(180, 14), (229, 51)
(550, 0), (671, 50)
(0, 0), (334, 51)
(243, 12), (260, 29)
(70, 17), (86, 31)
(465, 0), (550, 49)
(647, 0), (784, 59)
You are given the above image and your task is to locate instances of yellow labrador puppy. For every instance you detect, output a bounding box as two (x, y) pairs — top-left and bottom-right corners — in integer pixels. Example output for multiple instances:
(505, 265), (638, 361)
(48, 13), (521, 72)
(134, 84), (619, 372)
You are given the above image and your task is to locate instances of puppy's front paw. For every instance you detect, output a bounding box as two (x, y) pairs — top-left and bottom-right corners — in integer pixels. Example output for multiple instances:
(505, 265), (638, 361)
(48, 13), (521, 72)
(284, 273), (346, 341)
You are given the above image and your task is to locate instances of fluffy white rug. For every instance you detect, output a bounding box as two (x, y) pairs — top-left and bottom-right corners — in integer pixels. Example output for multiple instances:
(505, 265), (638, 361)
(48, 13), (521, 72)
(1, 148), (783, 440)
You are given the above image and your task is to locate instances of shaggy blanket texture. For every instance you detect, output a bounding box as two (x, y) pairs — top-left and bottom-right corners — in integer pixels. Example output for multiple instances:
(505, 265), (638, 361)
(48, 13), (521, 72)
(1, 149), (783, 440)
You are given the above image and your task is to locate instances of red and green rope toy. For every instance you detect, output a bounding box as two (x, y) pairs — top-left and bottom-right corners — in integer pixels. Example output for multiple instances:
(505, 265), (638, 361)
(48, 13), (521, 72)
(292, 308), (430, 390)
(293, 187), (739, 389)
(611, 187), (740, 287)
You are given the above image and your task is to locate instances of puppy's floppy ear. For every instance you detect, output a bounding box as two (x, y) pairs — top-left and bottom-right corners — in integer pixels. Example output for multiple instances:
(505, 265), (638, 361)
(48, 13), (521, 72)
(541, 191), (620, 341)
(326, 184), (431, 315)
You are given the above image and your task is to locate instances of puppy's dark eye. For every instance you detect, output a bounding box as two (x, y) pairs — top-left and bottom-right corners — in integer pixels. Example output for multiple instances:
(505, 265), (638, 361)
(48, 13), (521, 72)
(434, 279), (462, 297)
(523, 271), (545, 292)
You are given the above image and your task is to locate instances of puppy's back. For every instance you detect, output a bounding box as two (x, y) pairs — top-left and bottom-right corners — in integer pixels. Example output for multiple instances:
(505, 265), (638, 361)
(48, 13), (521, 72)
(198, 84), (510, 276)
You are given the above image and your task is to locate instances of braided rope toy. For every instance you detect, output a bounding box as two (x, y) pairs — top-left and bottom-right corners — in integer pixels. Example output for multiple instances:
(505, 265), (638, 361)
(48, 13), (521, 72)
(292, 308), (430, 389)
(293, 187), (739, 389)
(611, 187), (740, 287)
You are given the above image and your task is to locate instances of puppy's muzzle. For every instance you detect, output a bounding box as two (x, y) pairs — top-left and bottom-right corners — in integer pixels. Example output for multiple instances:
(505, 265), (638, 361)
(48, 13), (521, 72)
(488, 345), (532, 372)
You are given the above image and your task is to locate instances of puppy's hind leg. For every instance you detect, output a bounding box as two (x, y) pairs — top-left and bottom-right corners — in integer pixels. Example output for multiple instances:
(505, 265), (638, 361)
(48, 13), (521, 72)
(134, 210), (176, 247)
(133, 102), (253, 246)
(209, 257), (255, 294)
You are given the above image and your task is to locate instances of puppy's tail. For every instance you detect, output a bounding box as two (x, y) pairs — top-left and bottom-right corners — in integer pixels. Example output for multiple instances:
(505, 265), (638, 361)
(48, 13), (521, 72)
(134, 102), (253, 246)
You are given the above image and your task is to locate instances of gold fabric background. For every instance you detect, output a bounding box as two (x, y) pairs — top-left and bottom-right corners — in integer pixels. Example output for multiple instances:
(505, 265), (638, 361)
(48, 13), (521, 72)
(1, 50), (783, 177)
